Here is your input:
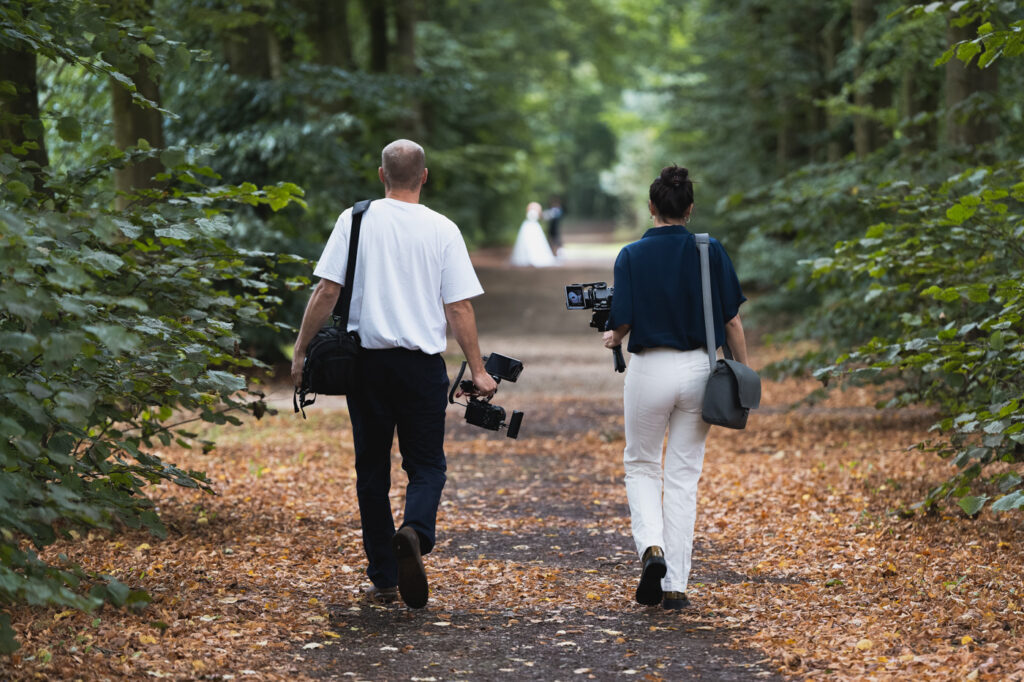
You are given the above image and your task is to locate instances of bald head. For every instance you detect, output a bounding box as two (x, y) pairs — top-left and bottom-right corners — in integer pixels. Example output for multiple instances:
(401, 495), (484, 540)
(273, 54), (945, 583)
(381, 139), (426, 192)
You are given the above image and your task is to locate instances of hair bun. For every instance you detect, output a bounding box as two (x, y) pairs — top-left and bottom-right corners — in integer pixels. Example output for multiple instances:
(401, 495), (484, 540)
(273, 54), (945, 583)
(660, 165), (689, 187)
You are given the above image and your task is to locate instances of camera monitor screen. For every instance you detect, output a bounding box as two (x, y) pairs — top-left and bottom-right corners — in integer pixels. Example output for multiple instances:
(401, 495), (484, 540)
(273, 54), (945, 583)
(565, 285), (586, 310)
(484, 353), (523, 382)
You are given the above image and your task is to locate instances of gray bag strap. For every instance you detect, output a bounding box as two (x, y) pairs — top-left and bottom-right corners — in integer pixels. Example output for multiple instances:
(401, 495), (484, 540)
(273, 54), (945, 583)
(695, 233), (716, 371)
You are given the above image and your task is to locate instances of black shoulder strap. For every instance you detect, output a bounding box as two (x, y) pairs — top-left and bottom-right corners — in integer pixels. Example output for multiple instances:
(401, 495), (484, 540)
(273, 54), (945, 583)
(333, 199), (372, 325)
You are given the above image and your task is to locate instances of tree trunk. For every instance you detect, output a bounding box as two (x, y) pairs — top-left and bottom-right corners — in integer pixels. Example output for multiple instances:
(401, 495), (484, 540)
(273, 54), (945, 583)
(393, 0), (415, 75)
(362, 0), (389, 72)
(821, 18), (843, 162)
(851, 0), (874, 158)
(392, 0), (423, 138)
(775, 95), (793, 175)
(223, 22), (283, 79)
(900, 68), (938, 153)
(305, 0), (354, 68)
(945, 21), (999, 147)
(111, 56), (164, 210)
(0, 45), (49, 188)
(870, 77), (892, 149)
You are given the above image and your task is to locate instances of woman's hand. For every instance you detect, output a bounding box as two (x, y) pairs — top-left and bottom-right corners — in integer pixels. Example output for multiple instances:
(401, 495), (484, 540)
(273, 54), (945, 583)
(603, 324), (630, 349)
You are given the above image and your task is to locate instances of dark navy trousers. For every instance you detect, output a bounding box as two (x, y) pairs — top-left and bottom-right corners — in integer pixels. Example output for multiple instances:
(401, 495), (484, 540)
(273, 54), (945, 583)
(345, 348), (449, 588)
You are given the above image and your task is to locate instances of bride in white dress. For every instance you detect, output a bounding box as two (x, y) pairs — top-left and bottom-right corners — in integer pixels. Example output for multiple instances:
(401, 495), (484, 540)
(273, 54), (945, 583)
(509, 201), (558, 267)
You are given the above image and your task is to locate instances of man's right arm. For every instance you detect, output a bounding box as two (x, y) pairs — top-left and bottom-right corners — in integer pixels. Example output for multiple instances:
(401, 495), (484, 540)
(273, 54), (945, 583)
(291, 279), (342, 388)
(444, 299), (497, 397)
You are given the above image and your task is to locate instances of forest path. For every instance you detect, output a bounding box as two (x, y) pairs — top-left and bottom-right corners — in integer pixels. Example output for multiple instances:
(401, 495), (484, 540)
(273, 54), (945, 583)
(18, 258), (1019, 681)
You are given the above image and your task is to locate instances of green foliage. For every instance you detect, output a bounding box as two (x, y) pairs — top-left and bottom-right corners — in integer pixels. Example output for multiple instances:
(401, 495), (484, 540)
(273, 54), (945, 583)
(792, 2), (1024, 514)
(812, 160), (1024, 514)
(648, 0), (1024, 514)
(1, 2), (307, 651)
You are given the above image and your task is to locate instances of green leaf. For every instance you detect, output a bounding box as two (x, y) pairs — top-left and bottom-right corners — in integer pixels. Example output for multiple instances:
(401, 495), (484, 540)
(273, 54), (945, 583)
(0, 415), (27, 439)
(21, 118), (44, 141)
(997, 473), (1022, 493)
(83, 324), (141, 354)
(983, 420), (1007, 435)
(966, 284), (990, 303)
(115, 219), (142, 239)
(200, 370), (246, 394)
(6, 180), (31, 201)
(57, 116), (82, 142)
(0, 613), (19, 654)
(160, 149), (186, 168)
(956, 41), (981, 65)
(154, 225), (193, 241)
(958, 495), (987, 516)
(946, 203), (975, 224)
(80, 247), (124, 274)
(105, 579), (130, 607)
(991, 491), (1024, 512)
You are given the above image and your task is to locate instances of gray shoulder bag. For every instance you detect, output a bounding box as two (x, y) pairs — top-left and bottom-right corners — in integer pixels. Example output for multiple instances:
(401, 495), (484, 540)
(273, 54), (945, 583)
(695, 233), (761, 429)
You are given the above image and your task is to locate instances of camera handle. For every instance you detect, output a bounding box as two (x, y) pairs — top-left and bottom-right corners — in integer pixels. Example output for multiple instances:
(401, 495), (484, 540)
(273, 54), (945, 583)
(448, 360), (497, 404)
(611, 345), (626, 373)
(448, 360), (469, 404)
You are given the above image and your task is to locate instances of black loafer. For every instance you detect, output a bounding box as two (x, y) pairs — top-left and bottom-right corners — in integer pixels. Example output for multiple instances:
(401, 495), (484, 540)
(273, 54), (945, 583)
(392, 526), (429, 609)
(663, 591), (690, 610)
(635, 546), (666, 606)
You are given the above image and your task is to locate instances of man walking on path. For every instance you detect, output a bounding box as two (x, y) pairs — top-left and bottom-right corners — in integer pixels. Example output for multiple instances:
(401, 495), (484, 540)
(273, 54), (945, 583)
(291, 139), (497, 608)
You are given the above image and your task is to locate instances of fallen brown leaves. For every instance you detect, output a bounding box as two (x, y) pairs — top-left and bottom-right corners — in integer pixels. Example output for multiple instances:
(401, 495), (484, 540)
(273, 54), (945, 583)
(2, 367), (1023, 680)
(700, 375), (1024, 680)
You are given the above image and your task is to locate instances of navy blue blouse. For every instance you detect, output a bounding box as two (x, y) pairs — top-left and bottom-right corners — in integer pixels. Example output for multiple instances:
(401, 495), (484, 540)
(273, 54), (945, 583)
(607, 225), (746, 355)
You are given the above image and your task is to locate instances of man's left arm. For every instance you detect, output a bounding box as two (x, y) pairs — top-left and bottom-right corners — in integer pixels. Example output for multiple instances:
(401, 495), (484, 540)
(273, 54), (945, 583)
(444, 299), (497, 397)
(291, 279), (342, 387)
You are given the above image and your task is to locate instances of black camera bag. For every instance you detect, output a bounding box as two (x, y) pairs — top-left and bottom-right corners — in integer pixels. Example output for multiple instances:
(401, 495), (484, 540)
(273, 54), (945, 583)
(294, 200), (371, 417)
(695, 233), (761, 429)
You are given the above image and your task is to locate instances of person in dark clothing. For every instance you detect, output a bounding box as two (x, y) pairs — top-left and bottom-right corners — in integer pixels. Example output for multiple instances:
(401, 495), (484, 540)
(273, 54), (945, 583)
(291, 139), (497, 609)
(544, 197), (564, 250)
(602, 165), (749, 610)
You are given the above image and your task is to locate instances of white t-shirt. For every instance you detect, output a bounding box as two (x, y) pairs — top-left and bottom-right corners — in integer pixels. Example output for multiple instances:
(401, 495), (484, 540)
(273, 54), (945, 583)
(313, 198), (483, 355)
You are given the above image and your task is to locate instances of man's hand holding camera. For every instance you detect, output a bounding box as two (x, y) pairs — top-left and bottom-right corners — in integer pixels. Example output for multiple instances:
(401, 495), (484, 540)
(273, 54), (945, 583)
(448, 353), (524, 439)
(459, 364), (497, 399)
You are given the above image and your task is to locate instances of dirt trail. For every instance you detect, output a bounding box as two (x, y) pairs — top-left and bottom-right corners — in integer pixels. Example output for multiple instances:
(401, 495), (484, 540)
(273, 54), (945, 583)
(12, 244), (1023, 681)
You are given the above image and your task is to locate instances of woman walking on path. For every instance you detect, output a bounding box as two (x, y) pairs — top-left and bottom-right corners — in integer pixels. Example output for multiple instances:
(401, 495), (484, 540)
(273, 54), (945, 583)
(602, 165), (749, 610)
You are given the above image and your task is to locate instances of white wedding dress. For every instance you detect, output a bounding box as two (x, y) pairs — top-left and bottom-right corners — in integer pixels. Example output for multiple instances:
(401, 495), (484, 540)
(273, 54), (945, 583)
(509, 213), (557, 267)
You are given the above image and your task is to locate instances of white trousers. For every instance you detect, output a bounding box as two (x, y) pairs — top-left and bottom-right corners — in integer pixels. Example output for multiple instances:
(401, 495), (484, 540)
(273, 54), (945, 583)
(623, 347), (711, 593)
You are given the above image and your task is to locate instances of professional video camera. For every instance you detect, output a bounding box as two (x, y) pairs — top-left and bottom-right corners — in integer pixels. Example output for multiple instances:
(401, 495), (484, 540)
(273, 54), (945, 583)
(565, 281), (626, 373)
(448, 353), (525, 439)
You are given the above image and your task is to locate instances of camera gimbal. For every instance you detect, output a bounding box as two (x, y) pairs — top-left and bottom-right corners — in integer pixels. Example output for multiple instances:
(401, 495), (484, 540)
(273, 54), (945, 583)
(447, 353), (525, 439)
(565, 282), (626, 373)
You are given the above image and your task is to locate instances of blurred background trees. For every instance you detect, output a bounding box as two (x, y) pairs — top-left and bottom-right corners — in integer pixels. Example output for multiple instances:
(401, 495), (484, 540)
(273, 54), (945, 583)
(1, 0), (1023, 650)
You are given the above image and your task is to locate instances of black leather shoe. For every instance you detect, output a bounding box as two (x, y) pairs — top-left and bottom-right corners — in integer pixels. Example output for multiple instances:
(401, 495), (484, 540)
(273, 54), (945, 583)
(364, 584), (398, 604)
(662, 591), (690, 610)
(392, 526), (429, 609)
(635, 546), (666, 606)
